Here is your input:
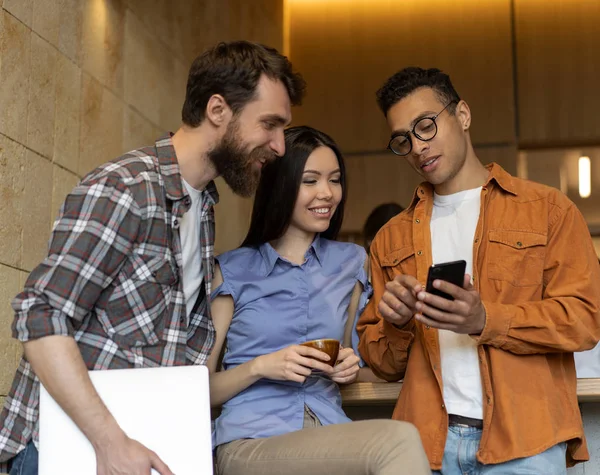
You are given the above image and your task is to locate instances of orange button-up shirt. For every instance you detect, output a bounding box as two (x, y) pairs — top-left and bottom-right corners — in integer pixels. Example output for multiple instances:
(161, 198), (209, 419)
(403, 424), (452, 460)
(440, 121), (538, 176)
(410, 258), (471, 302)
(357, 163), (600, 469)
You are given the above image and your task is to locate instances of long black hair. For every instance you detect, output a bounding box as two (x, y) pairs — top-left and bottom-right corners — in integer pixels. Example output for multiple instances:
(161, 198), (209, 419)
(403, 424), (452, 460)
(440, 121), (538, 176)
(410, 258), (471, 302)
(241, 126), (347, 247)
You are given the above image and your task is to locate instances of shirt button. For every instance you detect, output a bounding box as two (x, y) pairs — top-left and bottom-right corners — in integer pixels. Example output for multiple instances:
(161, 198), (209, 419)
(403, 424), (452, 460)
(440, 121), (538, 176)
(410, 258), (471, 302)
(184, 197), (191, 207)
(173, 219), (179, 228)
(417, 250), (423, 256)
(415, 218), (420, 224)
(487, 396), (491, 404)
(474, 238), (479, 243)
(516, 241), (523, 247)
(441, 404), (445, 409)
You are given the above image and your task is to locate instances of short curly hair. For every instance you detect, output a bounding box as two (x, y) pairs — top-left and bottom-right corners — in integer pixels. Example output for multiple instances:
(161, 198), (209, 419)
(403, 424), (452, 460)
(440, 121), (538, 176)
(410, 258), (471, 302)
(376, 67), (460, 117)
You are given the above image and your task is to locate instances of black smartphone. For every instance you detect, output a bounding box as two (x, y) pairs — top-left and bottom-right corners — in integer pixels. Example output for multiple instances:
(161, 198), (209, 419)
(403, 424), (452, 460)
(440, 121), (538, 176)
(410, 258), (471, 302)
(425, 260), (467, 301)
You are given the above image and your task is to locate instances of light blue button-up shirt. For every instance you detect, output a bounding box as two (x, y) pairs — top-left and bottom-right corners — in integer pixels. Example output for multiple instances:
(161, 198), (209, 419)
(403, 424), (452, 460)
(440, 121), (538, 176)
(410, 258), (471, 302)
(212, 236), (371, 447)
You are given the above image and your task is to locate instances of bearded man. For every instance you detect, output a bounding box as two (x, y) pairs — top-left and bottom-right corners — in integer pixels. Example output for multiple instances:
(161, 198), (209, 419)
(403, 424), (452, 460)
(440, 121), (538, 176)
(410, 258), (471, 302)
(0, 40), (305, 475)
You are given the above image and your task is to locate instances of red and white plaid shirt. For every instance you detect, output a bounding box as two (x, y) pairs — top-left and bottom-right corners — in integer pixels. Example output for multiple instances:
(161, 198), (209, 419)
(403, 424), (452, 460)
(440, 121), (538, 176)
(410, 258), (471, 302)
(0, 135), (218, 465)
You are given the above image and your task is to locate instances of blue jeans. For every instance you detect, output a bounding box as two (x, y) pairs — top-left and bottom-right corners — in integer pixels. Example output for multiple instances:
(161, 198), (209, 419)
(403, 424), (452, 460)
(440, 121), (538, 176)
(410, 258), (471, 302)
(433, 425), (567, 475)
(8, 441), (38, 475)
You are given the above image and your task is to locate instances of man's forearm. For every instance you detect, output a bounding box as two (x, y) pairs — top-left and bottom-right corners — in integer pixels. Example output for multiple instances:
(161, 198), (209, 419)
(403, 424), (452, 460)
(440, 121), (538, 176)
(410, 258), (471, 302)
(24, 335), (123, 450)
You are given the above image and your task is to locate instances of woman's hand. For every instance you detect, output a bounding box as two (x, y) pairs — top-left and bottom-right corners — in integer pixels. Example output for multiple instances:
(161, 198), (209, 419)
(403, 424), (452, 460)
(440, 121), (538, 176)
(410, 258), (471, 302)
(252, 345), (334, 383)
(330, 347), (360, 384)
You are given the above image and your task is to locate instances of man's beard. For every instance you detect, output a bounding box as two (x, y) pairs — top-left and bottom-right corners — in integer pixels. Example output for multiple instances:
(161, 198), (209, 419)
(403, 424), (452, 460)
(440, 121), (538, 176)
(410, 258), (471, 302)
(208, 120), (275, 198)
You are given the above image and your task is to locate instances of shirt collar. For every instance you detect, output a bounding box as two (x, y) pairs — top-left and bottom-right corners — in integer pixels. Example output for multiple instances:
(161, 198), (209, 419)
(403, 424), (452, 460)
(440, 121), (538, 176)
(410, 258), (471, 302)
(310, 234), (324, 266)
(408, 162), (517, 208)
(258, 235), (324, 276)
(155, 133), (219, 206)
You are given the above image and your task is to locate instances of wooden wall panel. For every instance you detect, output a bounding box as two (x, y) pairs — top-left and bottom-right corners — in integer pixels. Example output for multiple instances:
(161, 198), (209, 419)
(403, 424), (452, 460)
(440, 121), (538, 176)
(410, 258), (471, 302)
(288, 0), (516, 153)
(515, 0), (600, 146)
(475, 145), (518, 176)
(343, 153), (422, 232)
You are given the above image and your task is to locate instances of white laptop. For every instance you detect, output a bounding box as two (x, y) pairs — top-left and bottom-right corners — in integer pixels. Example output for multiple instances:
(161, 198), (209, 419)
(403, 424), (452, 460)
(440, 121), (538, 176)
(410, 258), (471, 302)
(39, 365), (213, 475)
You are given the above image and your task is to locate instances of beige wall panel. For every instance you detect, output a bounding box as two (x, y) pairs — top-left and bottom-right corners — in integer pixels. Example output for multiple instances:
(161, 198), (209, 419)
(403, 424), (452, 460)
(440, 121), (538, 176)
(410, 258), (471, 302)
(27, 32), (57, 159)
(51, 164), (80, 229)
(515, 0), (600, 146)
(0, 10), (31, 145)
(123, 10), (164, 126)
(3, 0), (33, 28)
(288, 0), (515, 153)
(0, 264), (22, 396)
(122, 106), (162, 153)
(32, 0), (59, 48)
(126, 0), (179, 58)
(54, 51), (82, 172)
(57, 0), (83, 65)
(0, 135), (26, 268)
(81, 0), (125, 97)
(79, 73), (124, 175)
(21, 150), (53, 271)
(158, 55), (187, 134)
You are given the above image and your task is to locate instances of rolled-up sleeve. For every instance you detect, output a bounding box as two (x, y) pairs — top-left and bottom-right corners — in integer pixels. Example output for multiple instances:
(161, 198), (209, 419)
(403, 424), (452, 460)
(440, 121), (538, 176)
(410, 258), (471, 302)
(357, 242), (415, 381)
(12, 176), (141, 341)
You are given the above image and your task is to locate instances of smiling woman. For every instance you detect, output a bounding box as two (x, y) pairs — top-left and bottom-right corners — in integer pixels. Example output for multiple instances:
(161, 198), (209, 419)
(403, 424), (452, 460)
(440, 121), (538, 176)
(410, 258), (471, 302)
(205, 126), (431, 475)
(242, 126), (347, 247)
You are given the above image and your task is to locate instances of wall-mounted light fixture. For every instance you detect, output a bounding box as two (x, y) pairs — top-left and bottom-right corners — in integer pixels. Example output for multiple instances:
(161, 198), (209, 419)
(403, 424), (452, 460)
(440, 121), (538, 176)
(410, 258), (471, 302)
(579, 156), (591, 198)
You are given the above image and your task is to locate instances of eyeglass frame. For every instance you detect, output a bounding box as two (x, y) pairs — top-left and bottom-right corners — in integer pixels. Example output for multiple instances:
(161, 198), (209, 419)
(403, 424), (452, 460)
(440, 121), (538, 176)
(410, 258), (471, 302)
(387, 100), (458, 156)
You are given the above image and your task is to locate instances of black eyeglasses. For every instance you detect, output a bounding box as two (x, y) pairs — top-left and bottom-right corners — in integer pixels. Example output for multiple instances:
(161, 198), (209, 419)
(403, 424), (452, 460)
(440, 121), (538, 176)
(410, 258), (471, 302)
(387, 100), (457, 156)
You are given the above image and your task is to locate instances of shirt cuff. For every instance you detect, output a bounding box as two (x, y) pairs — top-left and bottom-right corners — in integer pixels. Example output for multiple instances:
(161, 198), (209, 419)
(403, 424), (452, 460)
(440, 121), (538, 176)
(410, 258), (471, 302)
(13, 308), (75, 342)
(474, 301), (510, 346)
(381, 319), (415, 351)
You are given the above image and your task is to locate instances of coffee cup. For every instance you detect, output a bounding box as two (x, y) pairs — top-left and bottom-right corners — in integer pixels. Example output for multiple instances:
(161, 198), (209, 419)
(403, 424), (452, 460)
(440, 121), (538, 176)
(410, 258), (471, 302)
(300, 338), (340, 367)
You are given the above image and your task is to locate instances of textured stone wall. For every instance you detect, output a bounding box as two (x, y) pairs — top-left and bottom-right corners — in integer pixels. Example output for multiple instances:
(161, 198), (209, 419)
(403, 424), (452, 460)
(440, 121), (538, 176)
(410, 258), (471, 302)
(0, 0), (283, 421)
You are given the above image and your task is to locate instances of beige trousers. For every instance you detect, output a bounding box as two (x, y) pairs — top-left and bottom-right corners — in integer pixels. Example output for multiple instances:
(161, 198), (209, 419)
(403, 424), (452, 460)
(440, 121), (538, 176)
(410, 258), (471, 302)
(216, 407), (431, 475)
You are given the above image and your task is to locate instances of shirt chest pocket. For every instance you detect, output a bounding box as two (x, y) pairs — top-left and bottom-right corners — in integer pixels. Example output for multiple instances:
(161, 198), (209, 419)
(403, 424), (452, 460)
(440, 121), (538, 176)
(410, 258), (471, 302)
(104, 253), (179, 348)
(487, 230), (546, 287)
(381, 246), (417, 281)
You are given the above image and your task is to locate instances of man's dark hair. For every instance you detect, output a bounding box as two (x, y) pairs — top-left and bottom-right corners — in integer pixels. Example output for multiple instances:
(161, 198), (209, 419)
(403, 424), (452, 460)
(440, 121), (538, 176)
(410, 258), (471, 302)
(376, 67), (460, 117)
(182, 41), (306, 126)
(363, 203), (404, 249)
(242, 126), (347, 247)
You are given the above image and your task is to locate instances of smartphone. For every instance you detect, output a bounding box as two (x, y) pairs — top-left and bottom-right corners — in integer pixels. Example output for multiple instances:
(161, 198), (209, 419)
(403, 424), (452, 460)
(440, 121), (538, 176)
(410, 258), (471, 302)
(425, 260), (467, 301)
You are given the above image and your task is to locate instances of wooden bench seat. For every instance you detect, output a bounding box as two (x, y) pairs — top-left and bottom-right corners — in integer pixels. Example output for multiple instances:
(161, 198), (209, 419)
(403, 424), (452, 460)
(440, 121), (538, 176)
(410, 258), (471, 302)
(340, 378), (600, 405)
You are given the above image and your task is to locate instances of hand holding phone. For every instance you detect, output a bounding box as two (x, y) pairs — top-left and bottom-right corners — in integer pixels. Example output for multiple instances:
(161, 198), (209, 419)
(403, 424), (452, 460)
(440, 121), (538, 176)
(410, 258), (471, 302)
(425, 260), (467, 301)
(417, 259), (486, 335)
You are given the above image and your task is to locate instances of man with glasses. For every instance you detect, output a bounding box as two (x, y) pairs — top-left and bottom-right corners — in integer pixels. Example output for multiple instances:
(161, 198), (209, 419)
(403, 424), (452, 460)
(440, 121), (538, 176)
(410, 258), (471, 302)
(357, 67), (600, 474)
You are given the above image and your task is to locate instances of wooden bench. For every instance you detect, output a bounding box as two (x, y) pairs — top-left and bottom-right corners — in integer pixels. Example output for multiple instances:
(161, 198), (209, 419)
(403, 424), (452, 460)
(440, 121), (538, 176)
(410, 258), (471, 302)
(340, 378), (600, 405)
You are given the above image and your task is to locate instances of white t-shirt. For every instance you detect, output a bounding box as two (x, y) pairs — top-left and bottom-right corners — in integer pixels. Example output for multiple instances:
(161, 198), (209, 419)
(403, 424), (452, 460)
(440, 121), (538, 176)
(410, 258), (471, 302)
(180, 179), (204, 318)
(430, 187), (483, 419)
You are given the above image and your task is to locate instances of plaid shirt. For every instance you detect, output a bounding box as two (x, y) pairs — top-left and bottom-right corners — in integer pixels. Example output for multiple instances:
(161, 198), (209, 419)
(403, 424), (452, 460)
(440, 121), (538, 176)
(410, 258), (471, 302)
(0, 135), (218, 465)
